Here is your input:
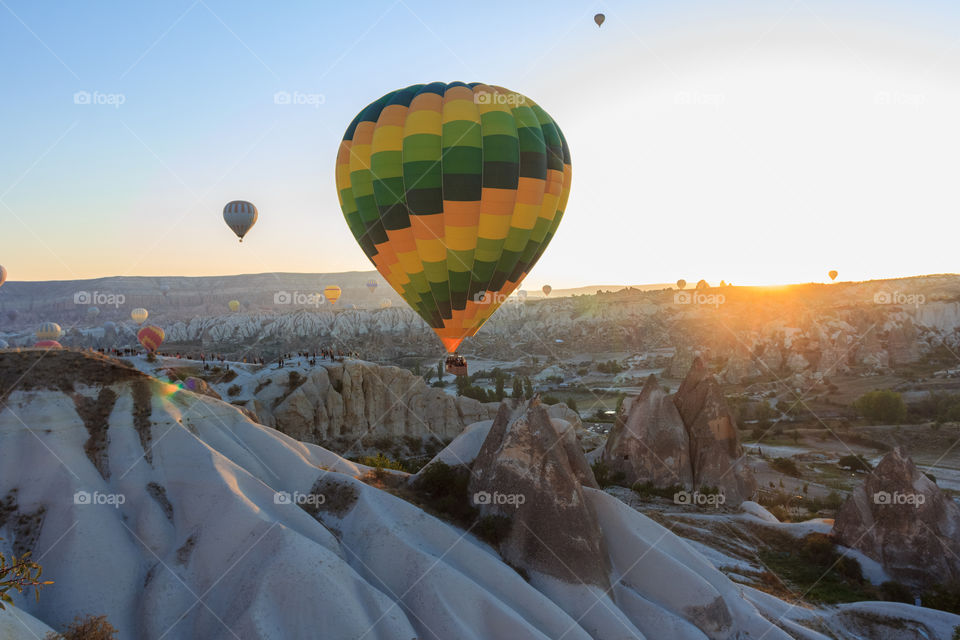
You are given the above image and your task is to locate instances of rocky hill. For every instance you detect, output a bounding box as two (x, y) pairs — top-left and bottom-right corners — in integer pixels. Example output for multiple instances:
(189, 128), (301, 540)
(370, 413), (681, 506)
(2, 350), (957, 638)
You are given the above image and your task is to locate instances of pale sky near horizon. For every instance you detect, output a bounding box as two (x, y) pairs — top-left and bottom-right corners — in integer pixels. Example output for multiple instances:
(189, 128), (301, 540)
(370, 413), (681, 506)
(2, 0), (959, 288)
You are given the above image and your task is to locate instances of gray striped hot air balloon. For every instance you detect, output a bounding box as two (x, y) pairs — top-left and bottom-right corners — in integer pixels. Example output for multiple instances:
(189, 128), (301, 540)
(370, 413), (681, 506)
(223, 201), (258, 242)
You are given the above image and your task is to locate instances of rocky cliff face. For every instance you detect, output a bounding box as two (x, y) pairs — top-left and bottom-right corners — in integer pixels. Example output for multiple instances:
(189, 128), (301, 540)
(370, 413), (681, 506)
(243, 360), (497, 449)
(673, 358), (757, 503)
(602, 375), (693, 488)
(469, 400), (608, 588)
(833, 447), (960, 588)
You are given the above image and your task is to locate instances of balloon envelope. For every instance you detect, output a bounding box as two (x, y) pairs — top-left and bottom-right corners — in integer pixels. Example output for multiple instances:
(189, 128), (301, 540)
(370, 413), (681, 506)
(323, 285), (342, 305)
(138, 325), (165, 352)
(223, 201), (258, 242)
(228, 300), (240, 312)
(36, 322), (62, 340)
(366, 278), (378, 293)
(337, 82), (571, 353)
(542, 285), (552, 296)
(34, 340), (62, 349)
(380, 299), (392, 309)
(676, 279), (687, 290)
(87, 306), (100, 318)
(594, 13), (605, 26)
(828, 270), (838, 281)
(131, 308), (148, 325)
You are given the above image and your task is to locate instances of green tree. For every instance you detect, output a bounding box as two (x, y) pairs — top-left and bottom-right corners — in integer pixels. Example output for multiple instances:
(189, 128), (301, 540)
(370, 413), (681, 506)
(523, 377), (534, 399)
(512, 375), (522, 399)
(494, 371), (506, 401)
(853, 390), (906, 424)
(436, 360), (445, 383)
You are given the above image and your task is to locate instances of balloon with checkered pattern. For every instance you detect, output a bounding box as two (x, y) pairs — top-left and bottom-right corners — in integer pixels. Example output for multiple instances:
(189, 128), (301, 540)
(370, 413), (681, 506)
(336, 82), (571, 353)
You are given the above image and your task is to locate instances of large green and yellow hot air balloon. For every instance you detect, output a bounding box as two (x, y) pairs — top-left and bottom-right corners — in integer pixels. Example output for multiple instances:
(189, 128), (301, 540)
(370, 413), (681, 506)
(336, 82), (571, 353)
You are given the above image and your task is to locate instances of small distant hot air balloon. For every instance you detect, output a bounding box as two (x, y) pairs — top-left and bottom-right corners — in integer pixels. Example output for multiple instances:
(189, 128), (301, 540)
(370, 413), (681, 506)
(380, 299), (392, 309)
(518, 290), (528, 301)
(366, 278), (378, 294)
(131, 308), (148, 325)
(229, 300), (240, 312)
(138, 325), (165, 353)
(160, 284), (171, 296)
(34, 340), (62, 349)
(676, 279), (687, 290)
(0, 265), (6, 288)
(828, 270), (838, 281)
(542, 285), (552, 297)
(36, 322), (62, 341)
(87, 306), (100, 319)
(594, 13), (605, 27)
(223, 201), (258, 242)
(324, 285), (342, 305)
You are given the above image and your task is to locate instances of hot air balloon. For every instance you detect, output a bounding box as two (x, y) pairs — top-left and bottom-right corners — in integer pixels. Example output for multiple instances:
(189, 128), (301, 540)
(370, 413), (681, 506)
(336, 82), (571, 368)
(380, 299), (392, 309)
(138, 325), (165, 353)
(324, 285), (342, 305)
(518, 290), (528, 301)
(366, 278), (378, 294)
(160, 284), (171, 296)
(594, 13), (605, 27)
(34, 340), (61, 349)
(131, 308), (148, 325)
(87, 306), (100, 320)
(828, 270), (838, 281)
(0, 265), (6, 288)
(223, 201), (258, 242)
(542, 285), (553, 297)
(676, 279), (687, 290)
(228, 300), (240, 312)
(36, 322), (62, 341)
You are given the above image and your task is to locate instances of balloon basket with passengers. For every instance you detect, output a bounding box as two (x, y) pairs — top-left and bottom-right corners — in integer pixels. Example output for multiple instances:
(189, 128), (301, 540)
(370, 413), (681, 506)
(335, 82), (571, 375)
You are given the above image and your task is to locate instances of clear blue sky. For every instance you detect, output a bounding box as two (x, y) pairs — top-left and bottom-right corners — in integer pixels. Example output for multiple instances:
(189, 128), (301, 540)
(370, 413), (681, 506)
(2, 0), (960, 286)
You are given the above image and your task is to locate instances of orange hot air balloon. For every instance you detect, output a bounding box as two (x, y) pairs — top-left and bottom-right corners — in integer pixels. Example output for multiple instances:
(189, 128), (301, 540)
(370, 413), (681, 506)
(323, 285), (342, 305)
(676, 279), (687, 290)
(542, 285), (552, 296)
(138, 325), (165, 353)
(828, 270), (838, 281)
